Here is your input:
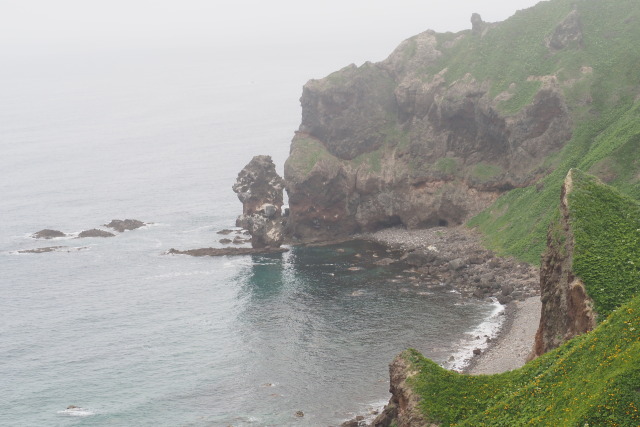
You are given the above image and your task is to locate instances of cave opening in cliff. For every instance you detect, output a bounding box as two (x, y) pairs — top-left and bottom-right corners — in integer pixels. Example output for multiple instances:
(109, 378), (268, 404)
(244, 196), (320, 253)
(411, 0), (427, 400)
(438, 219), (449, 227)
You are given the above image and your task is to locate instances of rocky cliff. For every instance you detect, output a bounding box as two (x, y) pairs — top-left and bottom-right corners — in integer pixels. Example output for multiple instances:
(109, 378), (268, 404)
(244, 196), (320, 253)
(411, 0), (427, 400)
(534, 168), (640, 356)
(284, 10), (576, 241)
(533, 169), (597, 356)
(369, 171), (640, 426)
(233, 155), (286, 248)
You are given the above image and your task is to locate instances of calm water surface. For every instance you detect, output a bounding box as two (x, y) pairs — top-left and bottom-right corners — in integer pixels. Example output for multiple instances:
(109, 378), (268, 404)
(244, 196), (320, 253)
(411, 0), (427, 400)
(0, 47), (499, 426)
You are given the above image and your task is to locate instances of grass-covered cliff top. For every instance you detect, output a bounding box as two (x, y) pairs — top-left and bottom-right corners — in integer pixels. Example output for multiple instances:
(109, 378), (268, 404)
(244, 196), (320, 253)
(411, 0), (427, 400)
(404, 172), (640, 425)
(403, 288), (640, 426)
(466, 0), (640, 263)
(568, 169), (640, 318)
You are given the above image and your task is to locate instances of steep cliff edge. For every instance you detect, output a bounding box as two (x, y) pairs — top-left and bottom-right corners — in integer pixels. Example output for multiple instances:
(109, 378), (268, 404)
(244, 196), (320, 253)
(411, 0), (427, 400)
(284, 0), (640, 252)
(372, 172), (640, 426)
(284, 6), (581, 241)
(535, 168), (640, 355)
(534, 169), (597, 355)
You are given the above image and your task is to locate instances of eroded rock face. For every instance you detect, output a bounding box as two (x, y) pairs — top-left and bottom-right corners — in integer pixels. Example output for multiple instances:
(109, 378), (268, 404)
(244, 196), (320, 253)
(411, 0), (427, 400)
(547, 10), (583, 50)
(533, 170), (597, 357)
(233, 155), (286, 248)
(284, 28), (572, 241)
(371, 352), (431, 427)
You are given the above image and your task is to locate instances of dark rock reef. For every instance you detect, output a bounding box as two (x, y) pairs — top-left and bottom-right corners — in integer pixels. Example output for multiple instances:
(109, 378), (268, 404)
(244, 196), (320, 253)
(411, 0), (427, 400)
(31, 229), (66, 239)
(78, 229), (115, 238)
(232, 155), (286, 248)
(104, 219), (146, 233)
(167, 247), (287, 257)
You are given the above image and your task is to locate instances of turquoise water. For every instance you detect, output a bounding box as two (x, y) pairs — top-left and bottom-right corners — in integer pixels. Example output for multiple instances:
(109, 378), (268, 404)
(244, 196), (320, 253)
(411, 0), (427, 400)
(0, 47), (498, 426)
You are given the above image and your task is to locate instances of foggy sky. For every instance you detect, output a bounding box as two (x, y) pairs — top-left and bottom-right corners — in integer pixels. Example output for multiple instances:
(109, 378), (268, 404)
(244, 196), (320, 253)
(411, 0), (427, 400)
(2, 0), (543, 56)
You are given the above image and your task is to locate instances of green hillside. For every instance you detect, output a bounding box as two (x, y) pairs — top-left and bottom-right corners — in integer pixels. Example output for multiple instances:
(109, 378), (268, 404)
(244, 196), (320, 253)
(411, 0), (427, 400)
(454, 0), (640, 263)
(402, 171), (640, 426)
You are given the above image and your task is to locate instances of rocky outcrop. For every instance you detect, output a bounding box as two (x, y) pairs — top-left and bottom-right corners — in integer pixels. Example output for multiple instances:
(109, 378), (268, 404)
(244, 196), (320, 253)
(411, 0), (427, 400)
(533, 170), (597, 357)
(32, 229), (66, 239)
(547, 10), (583, 51)
(233, 155), (286, 248)
(104, 219), (146, 232)
(78, 229), (115, 238)
(284, 23), (573, 242)
(371, 352), (433, 427)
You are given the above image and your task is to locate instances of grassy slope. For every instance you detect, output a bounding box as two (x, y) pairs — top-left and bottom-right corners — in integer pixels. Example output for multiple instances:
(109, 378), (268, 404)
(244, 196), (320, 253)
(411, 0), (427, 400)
(403, 172), (640, 426)
(450, 0), (640, 264)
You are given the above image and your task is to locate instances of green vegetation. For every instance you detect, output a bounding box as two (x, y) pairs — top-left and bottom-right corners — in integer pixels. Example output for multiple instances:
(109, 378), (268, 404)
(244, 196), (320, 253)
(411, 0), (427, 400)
(435, 157), (458, 174)
(469, 103), (640, 263)
(497, 80), (541, 115)
(471, 163), (502, 182)
(460, 0), (640, 263)
(404, 290), (640, 425)
(284, 134), (337, 178)
(403, 173), (640, 425)
(568, 170), (640, 318)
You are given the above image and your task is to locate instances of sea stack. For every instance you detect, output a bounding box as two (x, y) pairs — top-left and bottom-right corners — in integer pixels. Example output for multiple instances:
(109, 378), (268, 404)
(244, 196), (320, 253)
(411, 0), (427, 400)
(232, 155), (286, 248)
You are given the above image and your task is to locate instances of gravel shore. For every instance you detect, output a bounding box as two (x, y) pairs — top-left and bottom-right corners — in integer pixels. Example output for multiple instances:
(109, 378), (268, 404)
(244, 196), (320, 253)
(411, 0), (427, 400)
(360, 226), (542, 374)
(466, 297), (541, 374)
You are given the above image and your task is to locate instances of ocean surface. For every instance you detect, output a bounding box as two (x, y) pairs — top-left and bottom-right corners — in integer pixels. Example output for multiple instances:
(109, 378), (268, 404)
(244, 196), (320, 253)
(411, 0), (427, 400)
(0, 46), (502, 426)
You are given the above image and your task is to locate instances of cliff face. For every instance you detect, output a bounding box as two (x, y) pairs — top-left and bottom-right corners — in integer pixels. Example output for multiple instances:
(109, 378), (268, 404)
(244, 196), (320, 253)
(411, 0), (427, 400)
(285, 23), (573, 241)
(533, 170), (597, 356)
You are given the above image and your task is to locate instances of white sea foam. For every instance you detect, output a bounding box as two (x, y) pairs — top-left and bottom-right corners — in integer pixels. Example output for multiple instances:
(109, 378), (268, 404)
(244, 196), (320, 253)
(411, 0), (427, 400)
(443, 300), (505, 372)
(57, 407), (94, 417)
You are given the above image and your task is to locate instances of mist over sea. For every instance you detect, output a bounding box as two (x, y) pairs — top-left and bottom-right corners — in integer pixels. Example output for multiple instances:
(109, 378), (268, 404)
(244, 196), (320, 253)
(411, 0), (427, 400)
(0, 45), (500, 426)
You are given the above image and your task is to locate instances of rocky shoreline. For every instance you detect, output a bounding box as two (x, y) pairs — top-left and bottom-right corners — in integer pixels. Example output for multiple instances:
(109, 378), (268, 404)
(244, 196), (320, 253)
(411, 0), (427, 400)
(336, 226), (541, 427)
(359, 226), (540, 303)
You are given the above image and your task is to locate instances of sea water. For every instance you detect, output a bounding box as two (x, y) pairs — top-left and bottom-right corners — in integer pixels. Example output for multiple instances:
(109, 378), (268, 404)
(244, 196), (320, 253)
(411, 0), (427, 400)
(0, 46), (500, 426)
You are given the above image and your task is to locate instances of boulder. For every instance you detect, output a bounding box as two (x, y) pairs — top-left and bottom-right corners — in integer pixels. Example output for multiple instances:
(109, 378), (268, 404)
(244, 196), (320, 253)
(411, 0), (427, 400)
(104, 219), (146, 232)
(32, 229), (66, 239)
(78, 229), (115, 238)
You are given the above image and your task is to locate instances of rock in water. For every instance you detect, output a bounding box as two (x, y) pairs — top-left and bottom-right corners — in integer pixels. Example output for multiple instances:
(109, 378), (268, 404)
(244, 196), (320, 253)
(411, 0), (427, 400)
(232, 155), (286, 248)
(104, 219), (146, 232)
(32, 229), (66, 239)
(78, 229), (115, 238)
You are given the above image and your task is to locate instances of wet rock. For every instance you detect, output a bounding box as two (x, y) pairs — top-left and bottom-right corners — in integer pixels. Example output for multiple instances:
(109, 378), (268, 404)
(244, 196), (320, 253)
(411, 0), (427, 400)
(219, 238), (232, 244)
(498, 295), (513, 305)
(104, 219), (146, 232)
(403, 250), (436, 267)
(78, 229), (115, 238)
(217, 229), (234, 235)
(167, 247), (288, 257)
(294, 411), (304, 418)
(232, 236), (249, 245)
(19, 246), (66, 253)
(473, 348), (482, 356)
(32, 229), (66, 239)
(501, 284), (515, 296)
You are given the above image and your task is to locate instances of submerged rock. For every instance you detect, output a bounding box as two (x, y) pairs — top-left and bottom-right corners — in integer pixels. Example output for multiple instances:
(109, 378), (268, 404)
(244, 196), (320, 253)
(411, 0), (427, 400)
(167, 247), (287, 257)
(32, 229), (66, 239)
